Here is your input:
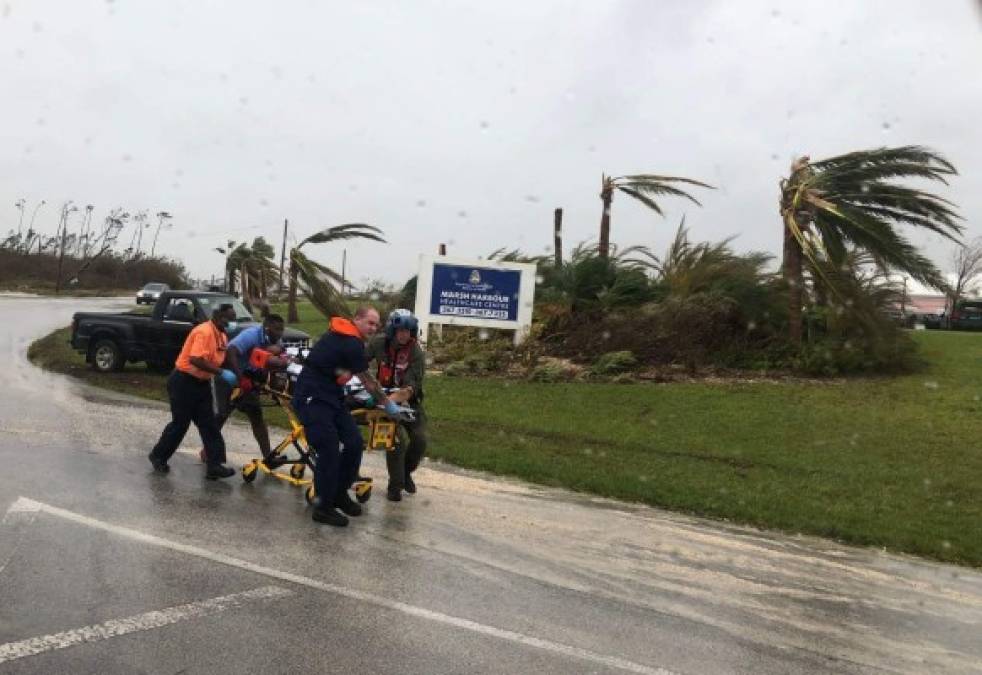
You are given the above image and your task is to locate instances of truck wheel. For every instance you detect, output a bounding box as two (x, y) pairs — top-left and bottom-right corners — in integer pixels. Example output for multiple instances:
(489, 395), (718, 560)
(91, 339), (124, 373)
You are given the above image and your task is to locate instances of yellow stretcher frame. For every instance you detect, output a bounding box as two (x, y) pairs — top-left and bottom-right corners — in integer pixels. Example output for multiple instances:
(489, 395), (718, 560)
(238, 383), (400, 506)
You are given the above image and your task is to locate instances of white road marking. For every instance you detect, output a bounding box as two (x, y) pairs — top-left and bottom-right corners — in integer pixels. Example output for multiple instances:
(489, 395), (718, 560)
(0, 585), (293, 664)
(0, 497), (41, 574)
(8, 497), (675, 675)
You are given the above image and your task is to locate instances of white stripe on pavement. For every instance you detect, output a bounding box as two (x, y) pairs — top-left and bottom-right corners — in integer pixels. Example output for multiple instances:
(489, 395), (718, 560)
(0, 585), (293, 664)
(0, 497), (41, 575)
(8, 497), (676, 675)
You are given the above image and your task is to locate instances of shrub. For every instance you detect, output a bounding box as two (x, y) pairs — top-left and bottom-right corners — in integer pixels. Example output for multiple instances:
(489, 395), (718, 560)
(529, 362), (573, 382)
(590, 351), (638, 375)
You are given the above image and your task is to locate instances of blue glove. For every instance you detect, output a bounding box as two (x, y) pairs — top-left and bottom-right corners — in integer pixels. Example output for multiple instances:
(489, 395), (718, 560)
(384, 400), (400, 417)
(219, 369), (238, 387)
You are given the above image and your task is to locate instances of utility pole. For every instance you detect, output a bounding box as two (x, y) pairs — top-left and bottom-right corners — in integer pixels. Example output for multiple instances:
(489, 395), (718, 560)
(278, 219), (288, 295)
(341, 248), (347, 297)
(553, 208), (563, 268)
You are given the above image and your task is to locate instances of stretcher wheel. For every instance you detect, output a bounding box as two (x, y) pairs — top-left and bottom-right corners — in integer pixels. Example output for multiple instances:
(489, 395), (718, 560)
(242, 461), (259, 483)
(305, 485), (316, 505)
(354, 479), (373, 503)
(290, 463), (305, 480)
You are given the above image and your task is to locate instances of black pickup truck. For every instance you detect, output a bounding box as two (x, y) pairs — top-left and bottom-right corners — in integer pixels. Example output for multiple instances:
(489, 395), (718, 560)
(70, 291), (311, 372)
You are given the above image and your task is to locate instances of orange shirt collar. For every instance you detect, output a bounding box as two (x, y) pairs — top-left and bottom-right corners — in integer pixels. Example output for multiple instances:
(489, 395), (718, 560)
(330, 316), (363, 339)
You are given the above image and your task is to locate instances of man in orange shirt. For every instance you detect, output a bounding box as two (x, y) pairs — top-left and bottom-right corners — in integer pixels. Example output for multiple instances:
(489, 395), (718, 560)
(148, 304), (238, 479)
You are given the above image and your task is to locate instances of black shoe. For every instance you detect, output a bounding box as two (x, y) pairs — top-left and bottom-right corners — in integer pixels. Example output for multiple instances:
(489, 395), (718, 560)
(312, 508), (349, 527)
(404, 474), (416, 494)
(335, 490), (363, 517)
(205, 464), (235, 480)
(387, 485), (402, 502)
(148, 452), (169, 474)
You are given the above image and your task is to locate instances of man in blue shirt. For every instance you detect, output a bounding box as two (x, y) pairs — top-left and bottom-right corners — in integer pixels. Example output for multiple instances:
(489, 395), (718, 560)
(293, 306), (400, 527)
(210, 314), (288, 463)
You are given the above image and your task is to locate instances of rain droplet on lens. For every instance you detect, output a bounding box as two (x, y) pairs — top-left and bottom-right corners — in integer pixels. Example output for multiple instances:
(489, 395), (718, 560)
(535, 274), (544, 284)
(122, 154), (133, 162)
(2, 4), (10, 19)
(457, 210), (467, 218)
(479, 120), (490, 131)
(259, 198), (269, 207)
(881, 121), (891, 132)
(416, 199), (427, 208)
(770, 9), (781, 18)
(478, 329), (490, 341)
(524, 195), (540, 203)
(32, 20), (42, 32)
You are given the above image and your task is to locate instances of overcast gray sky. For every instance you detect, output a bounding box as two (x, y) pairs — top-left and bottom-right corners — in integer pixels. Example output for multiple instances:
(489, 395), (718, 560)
(2, 0), (980, 288)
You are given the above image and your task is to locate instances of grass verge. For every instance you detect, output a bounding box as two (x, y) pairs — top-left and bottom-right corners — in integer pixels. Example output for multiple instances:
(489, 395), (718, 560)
(29, 325), (982, 567)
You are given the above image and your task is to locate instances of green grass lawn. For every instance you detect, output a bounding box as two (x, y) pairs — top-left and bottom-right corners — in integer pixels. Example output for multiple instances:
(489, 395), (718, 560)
(30, 324), (982, 566)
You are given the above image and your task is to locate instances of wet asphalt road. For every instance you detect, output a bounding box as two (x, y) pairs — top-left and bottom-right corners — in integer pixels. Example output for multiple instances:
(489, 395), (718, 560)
(1, 295), (981, 675)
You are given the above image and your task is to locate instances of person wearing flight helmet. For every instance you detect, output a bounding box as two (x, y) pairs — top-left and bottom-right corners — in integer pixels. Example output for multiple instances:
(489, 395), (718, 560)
(366, 308), (428, 501)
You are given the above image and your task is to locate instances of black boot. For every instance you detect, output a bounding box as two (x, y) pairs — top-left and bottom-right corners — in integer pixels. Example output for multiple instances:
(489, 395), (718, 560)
(148, 452), (169, 474)
(387, 484), (402, 502)
(404, 473), (416, 494)
(335, 490), (363, 517)
(205, 464), (235, 480)
(312, 508), (349, 527)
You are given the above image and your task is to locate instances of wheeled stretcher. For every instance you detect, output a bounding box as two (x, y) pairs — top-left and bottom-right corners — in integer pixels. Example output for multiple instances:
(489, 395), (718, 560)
(238, 351), (415, 507)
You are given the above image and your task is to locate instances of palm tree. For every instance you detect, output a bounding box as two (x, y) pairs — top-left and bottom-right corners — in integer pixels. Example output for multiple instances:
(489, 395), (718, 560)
(780, 146), (962, 345)
(598, 173), (712, 260)
(150, 211), (172, 257)
(287, 223), (386, 322)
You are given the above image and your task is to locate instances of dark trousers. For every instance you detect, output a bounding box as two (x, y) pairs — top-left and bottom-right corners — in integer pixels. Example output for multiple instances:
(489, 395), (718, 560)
(150, 371), (227, 466)
(385, 412), (428, 489)
(215, 379), (270, 455)
(296, 400), (363, 507)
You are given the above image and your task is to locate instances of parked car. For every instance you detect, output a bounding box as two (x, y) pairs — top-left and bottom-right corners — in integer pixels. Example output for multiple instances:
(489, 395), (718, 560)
(71, 291), (310, 372)
(949, 300), (982, 331)
(136, 282), (170, 305)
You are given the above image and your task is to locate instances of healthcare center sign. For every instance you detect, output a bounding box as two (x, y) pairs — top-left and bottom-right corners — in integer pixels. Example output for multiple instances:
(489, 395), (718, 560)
(414, 255), (536, 345)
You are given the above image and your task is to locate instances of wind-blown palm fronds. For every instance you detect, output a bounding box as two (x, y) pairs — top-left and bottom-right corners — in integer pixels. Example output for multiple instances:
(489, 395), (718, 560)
(287, 223), (385, 322)
(646, 219), (775, 303)
(780, 145), (962, 344)
(598, 173), (713, 259)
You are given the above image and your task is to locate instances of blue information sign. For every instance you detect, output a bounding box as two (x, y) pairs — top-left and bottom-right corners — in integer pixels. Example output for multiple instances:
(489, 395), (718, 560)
(429, 263), (521, 321)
